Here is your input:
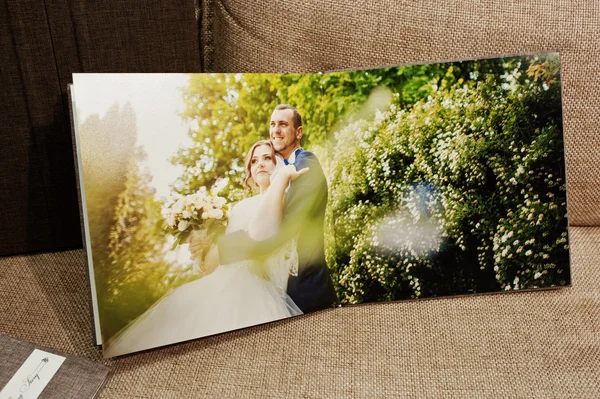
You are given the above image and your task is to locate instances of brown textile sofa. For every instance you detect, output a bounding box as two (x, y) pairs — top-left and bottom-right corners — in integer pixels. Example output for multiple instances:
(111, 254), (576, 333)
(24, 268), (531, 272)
(1, 0), (599, 397)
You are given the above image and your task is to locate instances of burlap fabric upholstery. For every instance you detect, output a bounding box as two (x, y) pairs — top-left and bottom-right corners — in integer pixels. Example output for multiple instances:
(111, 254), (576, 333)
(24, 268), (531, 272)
(1, 229), (599, 397)
(1, 1), (599, 397)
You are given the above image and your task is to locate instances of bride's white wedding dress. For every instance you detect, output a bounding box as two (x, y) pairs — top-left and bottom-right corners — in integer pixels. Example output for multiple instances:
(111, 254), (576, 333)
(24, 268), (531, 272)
(103, 195), (301, 357)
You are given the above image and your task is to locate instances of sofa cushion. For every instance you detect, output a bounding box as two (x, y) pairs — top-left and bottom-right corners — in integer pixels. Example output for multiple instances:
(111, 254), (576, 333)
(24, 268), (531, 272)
(1, 226), (599, 397)
(0, 0), (203, 256)
(200, 0), (600, 226)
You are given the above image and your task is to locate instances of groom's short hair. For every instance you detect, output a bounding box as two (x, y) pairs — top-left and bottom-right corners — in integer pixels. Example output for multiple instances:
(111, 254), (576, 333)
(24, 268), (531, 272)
(275, 104), (302, 129)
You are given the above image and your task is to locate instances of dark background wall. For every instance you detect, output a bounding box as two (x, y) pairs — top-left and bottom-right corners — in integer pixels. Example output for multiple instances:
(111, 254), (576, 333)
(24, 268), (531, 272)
(0, 0), (202, 256)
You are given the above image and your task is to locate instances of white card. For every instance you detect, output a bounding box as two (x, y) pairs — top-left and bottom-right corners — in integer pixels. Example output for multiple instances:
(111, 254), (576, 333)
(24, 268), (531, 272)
(0, 349), (66, 399)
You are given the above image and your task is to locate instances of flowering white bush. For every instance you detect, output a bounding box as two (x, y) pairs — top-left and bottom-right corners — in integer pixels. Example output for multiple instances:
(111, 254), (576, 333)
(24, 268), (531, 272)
(162, 189), (229, 248)
(327, 55), (569, 304)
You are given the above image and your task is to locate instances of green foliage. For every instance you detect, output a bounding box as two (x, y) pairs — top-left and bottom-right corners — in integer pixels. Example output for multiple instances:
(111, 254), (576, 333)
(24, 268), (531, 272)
(78, 103), (138, 339)
(101, 148), (174, 340)
(327, 54), (569, 304)
(172, 67), (445, 202)
(81, 103), (201, 342)
(80, 103), (137, 273)
(174, 74), (279, 200)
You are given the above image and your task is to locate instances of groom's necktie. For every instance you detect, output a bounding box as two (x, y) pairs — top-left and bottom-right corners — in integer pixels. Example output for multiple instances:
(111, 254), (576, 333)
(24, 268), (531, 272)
(283, 148), (303, 165)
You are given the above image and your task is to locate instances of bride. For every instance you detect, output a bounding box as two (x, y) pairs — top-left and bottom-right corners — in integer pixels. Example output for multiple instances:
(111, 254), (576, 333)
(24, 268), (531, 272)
(103, 140), (306, 357)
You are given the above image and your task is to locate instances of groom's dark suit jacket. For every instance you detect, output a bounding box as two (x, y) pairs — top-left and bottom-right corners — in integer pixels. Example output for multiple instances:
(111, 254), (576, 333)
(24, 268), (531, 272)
(217, 150), (337, 313)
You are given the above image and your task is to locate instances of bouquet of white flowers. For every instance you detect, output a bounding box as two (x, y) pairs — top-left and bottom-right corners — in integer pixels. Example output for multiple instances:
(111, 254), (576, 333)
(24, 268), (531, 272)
(163, 190), (229, 251)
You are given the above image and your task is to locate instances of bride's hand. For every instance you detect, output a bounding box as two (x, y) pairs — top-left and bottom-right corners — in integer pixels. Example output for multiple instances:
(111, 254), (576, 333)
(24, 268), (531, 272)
(282, 164), (309, 182)
(201, 245), (220, 275)
(188, 229), (211, 260)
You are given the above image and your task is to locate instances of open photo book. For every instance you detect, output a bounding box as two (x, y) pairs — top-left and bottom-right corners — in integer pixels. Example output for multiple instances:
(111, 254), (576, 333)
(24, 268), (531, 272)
(69, 53), (570, 358)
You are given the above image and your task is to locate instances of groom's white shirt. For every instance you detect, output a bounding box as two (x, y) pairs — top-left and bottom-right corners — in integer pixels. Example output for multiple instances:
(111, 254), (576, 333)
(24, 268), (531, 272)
(283, 146), (302, 165)
(275, 154), (287, 169)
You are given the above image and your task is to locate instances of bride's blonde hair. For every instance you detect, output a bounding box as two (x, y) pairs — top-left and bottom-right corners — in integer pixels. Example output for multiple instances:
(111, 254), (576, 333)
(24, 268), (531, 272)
(243, 140), (277, 191)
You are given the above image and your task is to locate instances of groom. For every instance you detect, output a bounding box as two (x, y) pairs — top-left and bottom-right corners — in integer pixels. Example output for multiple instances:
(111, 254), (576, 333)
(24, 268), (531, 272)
(218, 104), (337, 313)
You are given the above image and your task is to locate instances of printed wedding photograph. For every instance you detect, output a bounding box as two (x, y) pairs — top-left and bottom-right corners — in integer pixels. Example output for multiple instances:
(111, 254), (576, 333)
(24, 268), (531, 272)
(71, 53), (569, 358)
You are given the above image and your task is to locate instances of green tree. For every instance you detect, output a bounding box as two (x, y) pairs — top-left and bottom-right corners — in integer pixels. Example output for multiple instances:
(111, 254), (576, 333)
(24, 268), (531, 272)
(102, 147), (173, 340)
(174, 73), (280, 200)
(78, 103), (138, 332)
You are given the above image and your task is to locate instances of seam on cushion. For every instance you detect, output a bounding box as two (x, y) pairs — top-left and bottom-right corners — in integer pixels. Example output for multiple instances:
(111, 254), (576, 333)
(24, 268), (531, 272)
(214, 0), (251, 34)
(41, 0), (63, 90)
(214, 0), (264, 45)
(195, 0), (204, 71)
(64, 0), (83, 73)
(199, 0), (214, 72)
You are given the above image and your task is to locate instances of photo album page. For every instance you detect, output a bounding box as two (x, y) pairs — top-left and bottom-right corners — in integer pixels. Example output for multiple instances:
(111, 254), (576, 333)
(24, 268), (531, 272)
(70, 53), (570, 358)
